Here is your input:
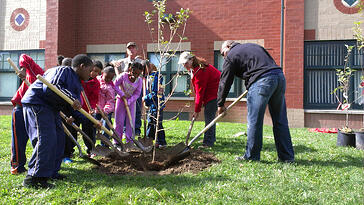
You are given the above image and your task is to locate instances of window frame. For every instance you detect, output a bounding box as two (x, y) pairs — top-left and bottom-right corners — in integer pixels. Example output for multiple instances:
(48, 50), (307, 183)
(0, 49), (45, 101)
(147, 52), (191, 97)
(213, 50), (246, 98)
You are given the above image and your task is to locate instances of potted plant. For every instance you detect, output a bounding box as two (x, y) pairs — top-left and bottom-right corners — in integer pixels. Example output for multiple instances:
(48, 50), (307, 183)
(332, 45), (356, 147)
(353, 20), (364, 150)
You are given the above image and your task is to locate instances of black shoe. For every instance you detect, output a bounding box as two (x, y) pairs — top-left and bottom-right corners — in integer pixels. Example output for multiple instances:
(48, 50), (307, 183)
(38, 177), (55, 188)
(51, 173), (66, 180)
(23, 175), (54, 189)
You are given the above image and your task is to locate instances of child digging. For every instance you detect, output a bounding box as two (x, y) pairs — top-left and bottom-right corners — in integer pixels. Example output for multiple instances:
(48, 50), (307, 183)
(21, 54), (94, 188)
(10, 54), (44, 174)
(96, 66), (116, 144)
(143, 62), (167, 149)
(114, 62), (143, 150)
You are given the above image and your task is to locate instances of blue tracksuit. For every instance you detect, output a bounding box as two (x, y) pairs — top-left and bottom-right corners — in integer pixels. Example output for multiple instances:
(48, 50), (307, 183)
(143, 71), (166, 145)
(21, 66), (84, 178)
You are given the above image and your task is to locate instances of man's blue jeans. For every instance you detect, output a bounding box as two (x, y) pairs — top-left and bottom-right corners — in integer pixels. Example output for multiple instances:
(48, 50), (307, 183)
(203, 99), (217, 146)
(244, 72), (294, 161)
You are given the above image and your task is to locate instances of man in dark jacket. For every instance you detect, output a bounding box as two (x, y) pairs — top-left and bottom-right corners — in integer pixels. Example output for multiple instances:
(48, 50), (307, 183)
(217, 40), (294, 162)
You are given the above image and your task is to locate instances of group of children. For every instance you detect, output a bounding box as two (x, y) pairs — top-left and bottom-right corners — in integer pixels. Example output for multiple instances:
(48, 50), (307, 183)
(11, 49), (167, 188)
(10, 41), (222, 189)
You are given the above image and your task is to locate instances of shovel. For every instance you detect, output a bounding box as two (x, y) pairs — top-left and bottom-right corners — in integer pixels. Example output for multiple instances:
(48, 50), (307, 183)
(62, 123), (101, 166)
(59, 112), (125, 157)
(166, 90), (248, 165)
(36, 74), (132, 157)
(171, 116), (196, 153)
(95, 104), (127, 152)
(121, 97), (153, 153)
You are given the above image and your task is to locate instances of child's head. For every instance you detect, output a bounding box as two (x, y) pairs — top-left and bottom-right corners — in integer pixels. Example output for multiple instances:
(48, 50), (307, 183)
(57, 55), (64, 66)
(102, 66), (115, 83)
(61, 58), (72, 66)
(72, 54), (93, 81)
(90, 60), (103, 78)
(128, 62), (143, 79)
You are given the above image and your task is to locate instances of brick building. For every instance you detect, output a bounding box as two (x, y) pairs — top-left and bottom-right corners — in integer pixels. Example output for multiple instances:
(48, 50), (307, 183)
(0, 0), (363, 128)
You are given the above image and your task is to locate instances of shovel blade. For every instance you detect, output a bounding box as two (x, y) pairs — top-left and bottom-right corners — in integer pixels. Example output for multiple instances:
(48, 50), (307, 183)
(92, 145), (113, 157)
(168, 142), (187, 157)
(166, 146), (191, 166)
(81, 155), (101, 166)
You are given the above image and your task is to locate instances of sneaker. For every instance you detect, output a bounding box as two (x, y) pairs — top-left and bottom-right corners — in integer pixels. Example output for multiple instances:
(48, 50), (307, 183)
(62, 157), (73, 164)
(51, 173), (67, 180)
(11, 167), (27, 175)
(37, 177), (55, 189)
(22, 175), (54, 189)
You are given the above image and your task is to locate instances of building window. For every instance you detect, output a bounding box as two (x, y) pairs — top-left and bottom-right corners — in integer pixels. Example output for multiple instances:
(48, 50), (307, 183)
(0, 50), (44, 101)
(148, 52), (190, 97)
(88, 53), (126, 65)
(214, 51), (246, 98)
(304, 40), (364, 109)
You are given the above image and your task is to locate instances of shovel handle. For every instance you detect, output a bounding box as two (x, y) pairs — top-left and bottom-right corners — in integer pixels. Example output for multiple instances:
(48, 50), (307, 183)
(81, 90), (93, 112)
(95, 104), (124, 146)
(59, 111), (95, 149)
(187, 90), (248, 146)
(185, 117), (196, 145)
(62, 123), (83, 157)
(7, 58), (31, 86)
(37, 74), (113, 137)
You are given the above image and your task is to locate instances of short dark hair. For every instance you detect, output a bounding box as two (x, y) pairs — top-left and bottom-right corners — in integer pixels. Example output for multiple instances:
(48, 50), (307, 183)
(72, 54), (93, 68)
(57, 55), (65, 66)
(102, 66), (115, 74)
(129, 62), (143, 71)
(61, 58), (72, 66)
(104, 62), (114, 68)
(93, 60), (103, 70)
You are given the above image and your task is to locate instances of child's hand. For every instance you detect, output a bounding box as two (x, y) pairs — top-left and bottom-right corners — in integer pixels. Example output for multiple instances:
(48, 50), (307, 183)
(17, 67), (26, 81)
(93, 121), (102, 130)
(72, 99), (82, 110)
(66, 116), (75, 125)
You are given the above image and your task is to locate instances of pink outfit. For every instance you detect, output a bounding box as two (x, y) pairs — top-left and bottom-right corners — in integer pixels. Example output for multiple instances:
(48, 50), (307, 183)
(97, 75), (116, 115)
(114, 72), (142, 142)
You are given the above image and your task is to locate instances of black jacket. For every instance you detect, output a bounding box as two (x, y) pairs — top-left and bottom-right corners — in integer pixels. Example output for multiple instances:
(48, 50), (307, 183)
(217, 43), (281, 106)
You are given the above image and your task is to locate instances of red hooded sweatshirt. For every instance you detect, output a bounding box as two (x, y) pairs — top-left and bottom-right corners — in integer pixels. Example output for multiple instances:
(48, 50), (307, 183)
(11, 54), (44, 106)
(81, 77), (100, 112)
(192, 64), (221, 113)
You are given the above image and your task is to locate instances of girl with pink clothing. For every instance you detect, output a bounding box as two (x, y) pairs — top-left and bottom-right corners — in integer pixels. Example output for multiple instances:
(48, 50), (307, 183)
(97, 66), (116, 115)
(96, 66), (116, 141)
(113, 62), (143, 143)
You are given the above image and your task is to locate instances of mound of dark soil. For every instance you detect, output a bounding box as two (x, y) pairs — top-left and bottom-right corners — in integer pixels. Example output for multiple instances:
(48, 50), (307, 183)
(96, 147), (220, 175)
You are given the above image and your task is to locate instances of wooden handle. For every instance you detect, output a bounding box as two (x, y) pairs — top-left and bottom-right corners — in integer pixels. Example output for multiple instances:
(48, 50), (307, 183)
(7, 58), (31, 86)
(187, 90), (248, 146)
(81, 90), (93, 112)
(122, 97), (134, 130)
(185, 117), (196, 145)
(37, 74), (113, 136)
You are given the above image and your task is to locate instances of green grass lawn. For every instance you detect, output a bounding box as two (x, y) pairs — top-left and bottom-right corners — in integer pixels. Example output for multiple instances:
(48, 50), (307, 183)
(0, 115), (363, 204)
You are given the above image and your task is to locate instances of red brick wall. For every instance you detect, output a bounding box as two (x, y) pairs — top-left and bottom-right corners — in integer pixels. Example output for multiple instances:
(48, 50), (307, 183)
(45, 0), (305, 110)
(45, 0), (59, 69)
(283, 0), (304, 109)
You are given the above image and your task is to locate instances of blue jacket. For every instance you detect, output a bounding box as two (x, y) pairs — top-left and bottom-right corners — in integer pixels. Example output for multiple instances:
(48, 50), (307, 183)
(143, 71), (165, 112)
(21, 66), (88, 123)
